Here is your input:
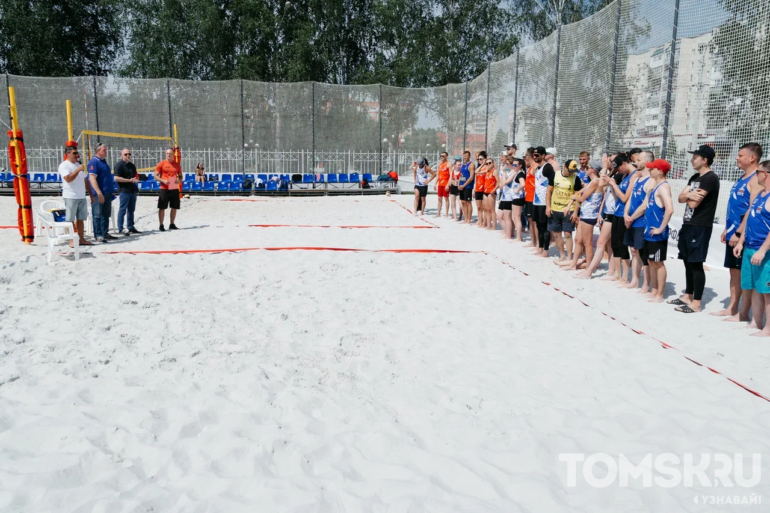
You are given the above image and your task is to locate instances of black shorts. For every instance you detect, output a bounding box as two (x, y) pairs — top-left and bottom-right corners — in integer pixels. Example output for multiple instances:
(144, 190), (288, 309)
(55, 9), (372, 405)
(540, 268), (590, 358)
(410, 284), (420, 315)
(499, 201), (512, 211)
(645, 239), (668, 262)
(532, 205), (548, 224)
(449, 185), (459, 196)
(474, 191), (484, 201)
(525, 201), (534, 217)
(724, 243), (742, 269)
(610, 215), (630, 260)
(512, 198), (525, 207)
(414, 185), (428, 198)
(158, 189), (181, 210)
(677, 224), (712, 263)
(581, 217), (598, 226)
(460, 187), (473, 202)
(623, 226), (646, 250)
(602, 212), (614, 223)
(547, 210), (575, 232)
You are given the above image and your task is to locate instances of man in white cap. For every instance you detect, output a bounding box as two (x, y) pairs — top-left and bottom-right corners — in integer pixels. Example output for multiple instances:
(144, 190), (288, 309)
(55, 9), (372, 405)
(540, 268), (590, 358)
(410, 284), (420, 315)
(545, 148), (560, 175)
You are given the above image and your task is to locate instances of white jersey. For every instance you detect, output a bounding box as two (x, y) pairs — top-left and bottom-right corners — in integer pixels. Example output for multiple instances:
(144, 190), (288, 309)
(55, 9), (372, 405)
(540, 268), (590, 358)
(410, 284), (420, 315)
(534, 164), (549, 206)
(415, 166), (429, 186)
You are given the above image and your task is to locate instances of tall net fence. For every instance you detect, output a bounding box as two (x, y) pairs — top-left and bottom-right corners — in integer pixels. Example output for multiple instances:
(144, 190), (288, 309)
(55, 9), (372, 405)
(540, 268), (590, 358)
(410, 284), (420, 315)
(4, 0), (770, 221)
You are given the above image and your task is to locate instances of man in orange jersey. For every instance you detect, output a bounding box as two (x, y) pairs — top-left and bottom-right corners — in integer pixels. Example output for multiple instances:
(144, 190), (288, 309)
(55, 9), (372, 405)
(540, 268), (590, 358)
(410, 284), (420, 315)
(434, 151), (451, 217)
(154, 148), (183, 231)
(474, 151), (488, 226)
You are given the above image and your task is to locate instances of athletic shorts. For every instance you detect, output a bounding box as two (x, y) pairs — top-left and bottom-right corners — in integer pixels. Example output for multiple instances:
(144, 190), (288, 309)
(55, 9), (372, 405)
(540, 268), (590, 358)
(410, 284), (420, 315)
(64, 198), (88, 222)
(644, 239), (668, 263)
(158, 189), (181, 210)
(724, 243), (743, 270)
(547, 210), (575, 232)
(460, 188), (473, 202)
(741, 248), (770, 293)
(437, 185), (449, 198)
(449, 185), (459, 196)
(525, 201), (534, 218)
(677, 224), (712, 263)
(475, 191), (485, 201)
(610, 215), (630, 260)
(414, 185), (428, 198)
(581, 217), (598, 226)
(499, 201), (512, 211)
(512, 198), (525, 207)
(532, 205), (548, 224)
(623, 226), (646, 250)
(602, 212), (614, 223)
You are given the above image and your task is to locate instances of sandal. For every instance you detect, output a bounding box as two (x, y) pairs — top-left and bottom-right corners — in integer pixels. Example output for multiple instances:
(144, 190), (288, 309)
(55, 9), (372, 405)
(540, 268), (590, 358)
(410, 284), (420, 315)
(667, 298), (687, 306)
(675, 305), (698, 313)
(79, 241), (94, 246)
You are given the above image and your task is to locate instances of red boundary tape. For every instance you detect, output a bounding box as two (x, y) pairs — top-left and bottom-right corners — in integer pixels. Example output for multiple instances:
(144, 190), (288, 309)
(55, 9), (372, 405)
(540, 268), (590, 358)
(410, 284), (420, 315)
(247, 224), (435, 229)
(97, 241), (769, 404)
(389, 199), (440, 228)
(0, 226), (19, 229)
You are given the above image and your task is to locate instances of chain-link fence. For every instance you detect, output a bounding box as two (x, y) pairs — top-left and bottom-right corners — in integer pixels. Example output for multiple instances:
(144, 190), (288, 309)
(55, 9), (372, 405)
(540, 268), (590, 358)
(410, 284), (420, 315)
(3, 0), (770, 220)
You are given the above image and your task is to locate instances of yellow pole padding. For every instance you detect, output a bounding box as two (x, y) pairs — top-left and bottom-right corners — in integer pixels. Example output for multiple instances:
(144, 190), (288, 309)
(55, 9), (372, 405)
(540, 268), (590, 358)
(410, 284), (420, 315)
(66, 100), (73, 141)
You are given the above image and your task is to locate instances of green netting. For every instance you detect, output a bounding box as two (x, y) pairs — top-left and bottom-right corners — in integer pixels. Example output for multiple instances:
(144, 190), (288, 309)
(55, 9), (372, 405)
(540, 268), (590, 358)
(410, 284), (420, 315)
(555, 2), (617, 159)
(515, 32), (559, 151)
(382, 85), (446, 155)
(445, 83), (466, 158)
(313, 83), (380, 152)
(465, 72), (488, 156)
(169, 79), (242, 150)
(488, 53), (518, 157)
(243, 81), (313, 151)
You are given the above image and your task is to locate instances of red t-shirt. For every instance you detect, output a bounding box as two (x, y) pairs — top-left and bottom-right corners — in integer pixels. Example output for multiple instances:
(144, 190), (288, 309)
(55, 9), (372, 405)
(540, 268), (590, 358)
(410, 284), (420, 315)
(437, 162), (450, 187)
(155, 160), (182, 190)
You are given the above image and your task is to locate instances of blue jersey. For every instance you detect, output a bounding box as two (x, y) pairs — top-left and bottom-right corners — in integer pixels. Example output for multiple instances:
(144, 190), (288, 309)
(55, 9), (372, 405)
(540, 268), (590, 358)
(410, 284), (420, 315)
(644, 181), (669, 242)
(745, 191), (770, 250)
(614, 170), (636, 216)
(629, 176), (650, 228)
(725, 172), (755, 240)
(577, 169), (590, 188)
(460, 161), (474, 190)
(87, 156), (115, 195)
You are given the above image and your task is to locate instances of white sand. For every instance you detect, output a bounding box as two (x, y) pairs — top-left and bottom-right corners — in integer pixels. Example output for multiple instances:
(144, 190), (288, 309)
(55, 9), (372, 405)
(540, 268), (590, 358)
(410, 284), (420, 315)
(1, 194), (769, 512)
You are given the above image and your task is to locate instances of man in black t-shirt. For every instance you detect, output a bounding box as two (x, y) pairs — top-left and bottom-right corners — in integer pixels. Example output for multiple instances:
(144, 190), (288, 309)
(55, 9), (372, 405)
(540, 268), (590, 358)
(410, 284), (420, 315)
(670, 145), (720, 313)
(114, 148), (142, 235)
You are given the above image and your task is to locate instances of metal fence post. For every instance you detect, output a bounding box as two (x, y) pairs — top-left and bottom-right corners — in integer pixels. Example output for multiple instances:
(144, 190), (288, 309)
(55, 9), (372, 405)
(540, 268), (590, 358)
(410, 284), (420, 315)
(378, 84), (383, 175)
(605, 0), (622, 153)
(552, 24), (562, 148)
(240, 79), (246, 176)
(661, 0), (681, 160)
(166, 79), (173, 140)
(512, 49), (520, 143)
(92, 76), (100, 142)
(463, 81), (468, 151)
(311, 81), (316, 173)
(485, 63), (491, 152)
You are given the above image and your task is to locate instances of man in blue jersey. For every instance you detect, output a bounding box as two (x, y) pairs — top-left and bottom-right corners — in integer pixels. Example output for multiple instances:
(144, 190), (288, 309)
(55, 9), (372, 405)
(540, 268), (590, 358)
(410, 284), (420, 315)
(88, 143), (117, 243)
(643, 159), (673, 303)
(713, 143), (762, 321)
(733, 160), (770, 336)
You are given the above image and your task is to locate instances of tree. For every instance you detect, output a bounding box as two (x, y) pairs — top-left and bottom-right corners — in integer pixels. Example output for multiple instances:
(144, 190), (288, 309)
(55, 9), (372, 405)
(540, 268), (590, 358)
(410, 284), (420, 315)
(0, 0), (122, 76)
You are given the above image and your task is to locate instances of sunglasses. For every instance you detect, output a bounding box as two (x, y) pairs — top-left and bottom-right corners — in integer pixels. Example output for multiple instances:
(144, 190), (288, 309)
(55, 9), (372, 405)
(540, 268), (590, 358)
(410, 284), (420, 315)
(533, 153), (541, 157)
(123, 153), (131, 156)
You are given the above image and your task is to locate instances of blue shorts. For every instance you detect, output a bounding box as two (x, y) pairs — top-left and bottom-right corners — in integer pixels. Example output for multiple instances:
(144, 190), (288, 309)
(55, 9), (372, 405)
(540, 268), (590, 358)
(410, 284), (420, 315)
(741, 248), (770, 293)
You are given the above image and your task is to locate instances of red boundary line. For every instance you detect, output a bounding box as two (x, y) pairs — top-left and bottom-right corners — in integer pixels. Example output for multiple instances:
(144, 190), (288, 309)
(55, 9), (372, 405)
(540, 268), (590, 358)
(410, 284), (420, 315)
(97, 243), (769, 404)
(247, 224), (435, 229)
(0, 226), (18, 229)
(482, 251), (770, 404)
(389, 199), (440, 228)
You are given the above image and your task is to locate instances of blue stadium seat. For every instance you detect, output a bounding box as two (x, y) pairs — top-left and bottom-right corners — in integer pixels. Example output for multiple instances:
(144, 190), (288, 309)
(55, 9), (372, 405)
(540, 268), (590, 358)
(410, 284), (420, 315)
(302, 174), (313, 183)
(232, 174), (244, 182)
(257, 174), (267, 183)
(326, 174), (337, 183)
(268, 174), (278, 182)
(45, 173), (60, 183)
(183, 181), (195, 191)
(349, 173), (360, 183)
(363, 173), (373, 182)
(220, 174), (232, 183)
(203, 182), (216, 191)
(192, 182), (202, 191)
(207, 174), (218, 182)
(338, 173), (349, 183)
(152, 182), (160, 190)
(267, 181), (278, 191)
(245, 174), (255, 181)
(139, 181), (152, 191)
(315, 174), (325, 183)
(145, 174), (156, 182)
(184, 173), (195, 182)
(229, 182), (242, 191)
(32, 173), (45, 182)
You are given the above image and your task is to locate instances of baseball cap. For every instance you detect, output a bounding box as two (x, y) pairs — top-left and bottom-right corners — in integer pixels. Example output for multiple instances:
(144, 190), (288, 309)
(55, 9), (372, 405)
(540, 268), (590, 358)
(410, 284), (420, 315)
(647, 159), (672, 174)
(504, 142), (517, 148)
(454, 155), (462, 161)
(589, 160), (603, 171)
(535, 146), (547, 155)
(545, 147), (556, 155)
(687, 144), (716, 161)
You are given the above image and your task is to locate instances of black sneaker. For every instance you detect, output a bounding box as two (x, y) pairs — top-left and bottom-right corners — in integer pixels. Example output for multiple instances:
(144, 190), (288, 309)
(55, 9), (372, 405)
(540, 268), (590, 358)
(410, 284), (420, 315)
(122, 230), (131, 237)
(169, 224), (179, 230)
(159, 225), (166, 232)
(128, 228), (142, 234)
(104, 233), (118, 240)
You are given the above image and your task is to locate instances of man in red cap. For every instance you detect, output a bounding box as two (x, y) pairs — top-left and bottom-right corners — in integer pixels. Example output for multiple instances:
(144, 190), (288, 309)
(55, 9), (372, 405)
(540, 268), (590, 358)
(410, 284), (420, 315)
(668, 145), (720, 313)
(643, 159), (674, 302)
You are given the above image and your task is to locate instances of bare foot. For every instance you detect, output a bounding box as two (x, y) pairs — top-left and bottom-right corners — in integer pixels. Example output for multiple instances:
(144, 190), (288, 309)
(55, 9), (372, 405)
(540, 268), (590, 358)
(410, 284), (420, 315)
(746, 320), (758, 329)
(724, 314), (746, 323)
(564, 266), (577, 272)
(648, 296), (664, 303)
(751, 330), (770, 337)
(622, 282), (638, 289)
(636, 287), (649, 294)
(710, 309), (735, 317)
(556, 260), (572, 267)
(602, 275), (618, 282)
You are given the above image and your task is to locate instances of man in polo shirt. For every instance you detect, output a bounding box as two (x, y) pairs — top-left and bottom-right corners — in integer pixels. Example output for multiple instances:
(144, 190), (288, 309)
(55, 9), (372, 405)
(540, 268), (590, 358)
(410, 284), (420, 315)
(114, 148), (141, 236)
(669, 144), (720, 313)
(155, 147), (183, 231)
(88, 143), (116, 243)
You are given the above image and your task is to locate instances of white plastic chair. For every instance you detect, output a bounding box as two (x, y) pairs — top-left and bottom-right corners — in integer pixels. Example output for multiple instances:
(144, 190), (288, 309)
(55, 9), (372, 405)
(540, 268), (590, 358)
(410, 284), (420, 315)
(38, 200), (79, 263)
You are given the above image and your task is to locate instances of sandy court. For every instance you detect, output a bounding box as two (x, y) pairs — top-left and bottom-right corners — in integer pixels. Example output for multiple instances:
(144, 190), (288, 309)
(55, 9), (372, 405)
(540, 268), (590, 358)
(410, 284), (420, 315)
(1, 195), (769, 512)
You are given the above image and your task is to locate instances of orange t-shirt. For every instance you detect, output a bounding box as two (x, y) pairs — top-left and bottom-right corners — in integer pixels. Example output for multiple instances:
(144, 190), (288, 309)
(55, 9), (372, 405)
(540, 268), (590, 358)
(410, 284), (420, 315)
(525, 164), (537, 202)
(437, 162), (450, 187)
(155, 160), (182, 190)
(474, 168), (486, 192)
(484, 172), (498, 194)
